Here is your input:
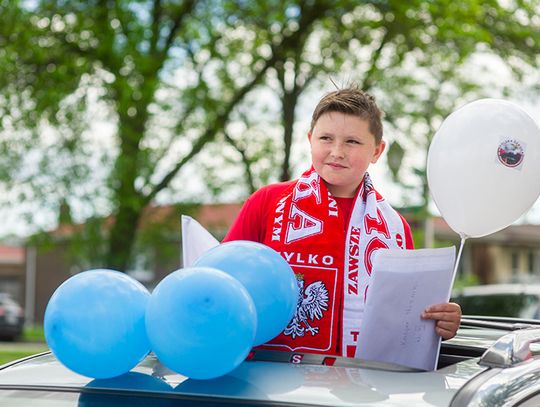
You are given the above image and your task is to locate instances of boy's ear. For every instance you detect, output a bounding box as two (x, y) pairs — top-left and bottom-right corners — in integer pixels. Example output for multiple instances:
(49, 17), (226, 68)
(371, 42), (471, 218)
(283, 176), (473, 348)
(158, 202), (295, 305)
(307, 131), (312, 141)
(371, 140), (386, 163)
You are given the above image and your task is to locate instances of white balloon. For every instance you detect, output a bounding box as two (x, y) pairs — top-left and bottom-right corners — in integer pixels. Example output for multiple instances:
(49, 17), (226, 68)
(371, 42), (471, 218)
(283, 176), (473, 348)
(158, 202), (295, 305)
(427, 99), (540, 238)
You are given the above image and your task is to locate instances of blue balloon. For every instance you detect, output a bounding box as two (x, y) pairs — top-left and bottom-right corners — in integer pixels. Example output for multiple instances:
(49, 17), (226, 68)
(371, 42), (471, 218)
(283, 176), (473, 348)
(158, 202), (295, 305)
(193, 241), (299, 345)
(145, 267), (257, 380)
(44, 269), (151, 379)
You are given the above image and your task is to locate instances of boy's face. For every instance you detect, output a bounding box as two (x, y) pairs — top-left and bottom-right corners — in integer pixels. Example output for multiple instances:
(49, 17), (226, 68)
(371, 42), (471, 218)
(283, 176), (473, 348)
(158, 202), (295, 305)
(309, 112), (385, 198)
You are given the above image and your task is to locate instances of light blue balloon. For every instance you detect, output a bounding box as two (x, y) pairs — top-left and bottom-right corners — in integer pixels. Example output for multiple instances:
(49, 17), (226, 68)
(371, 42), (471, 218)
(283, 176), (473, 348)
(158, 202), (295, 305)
(145, 267), (256, 380)
(44, 269), (151, 379)
(193, 241), (299, 346)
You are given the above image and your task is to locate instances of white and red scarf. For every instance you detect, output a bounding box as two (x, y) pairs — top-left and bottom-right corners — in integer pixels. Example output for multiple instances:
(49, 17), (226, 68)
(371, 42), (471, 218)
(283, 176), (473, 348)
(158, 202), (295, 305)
(259, 167), (408, 357)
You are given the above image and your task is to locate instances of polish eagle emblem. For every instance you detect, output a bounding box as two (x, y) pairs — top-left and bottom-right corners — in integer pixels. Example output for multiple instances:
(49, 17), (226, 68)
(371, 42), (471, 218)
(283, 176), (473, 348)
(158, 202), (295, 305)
(284, 277), (329, 339)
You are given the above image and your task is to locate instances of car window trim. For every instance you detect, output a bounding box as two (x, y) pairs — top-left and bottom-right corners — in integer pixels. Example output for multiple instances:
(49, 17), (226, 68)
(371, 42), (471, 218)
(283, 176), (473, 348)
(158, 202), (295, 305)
(0, 384), (319, 407)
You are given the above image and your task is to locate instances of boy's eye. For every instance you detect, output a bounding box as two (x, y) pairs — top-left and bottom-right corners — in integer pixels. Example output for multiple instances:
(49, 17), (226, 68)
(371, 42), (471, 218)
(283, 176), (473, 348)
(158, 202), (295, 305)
(347, 139), (361, 145)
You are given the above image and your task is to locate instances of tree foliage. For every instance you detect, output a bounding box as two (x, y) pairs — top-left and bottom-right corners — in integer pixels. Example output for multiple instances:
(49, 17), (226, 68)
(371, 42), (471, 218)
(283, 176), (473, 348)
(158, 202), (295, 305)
(373, 0), (540, 246)
(0, 0), (339, 270)
(222, 0), (540, 200)
(1, 0), (539, 270)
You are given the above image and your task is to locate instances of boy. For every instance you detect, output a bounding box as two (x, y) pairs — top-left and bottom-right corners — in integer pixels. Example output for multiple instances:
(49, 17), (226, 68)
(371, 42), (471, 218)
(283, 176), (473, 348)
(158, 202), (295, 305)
(223, 87), (461, 357)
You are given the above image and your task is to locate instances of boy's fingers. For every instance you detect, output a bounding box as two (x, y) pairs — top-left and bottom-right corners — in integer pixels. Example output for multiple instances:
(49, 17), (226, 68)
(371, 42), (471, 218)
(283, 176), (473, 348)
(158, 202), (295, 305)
(424, 304), (447, 313)
(419, 303), (461, 340)
(424, 302), (461, 313)
(436, 326), (455, 339)
(436, 320), (457, 331)
(421, 311), (460, 321)
(422, 303), (462, 320)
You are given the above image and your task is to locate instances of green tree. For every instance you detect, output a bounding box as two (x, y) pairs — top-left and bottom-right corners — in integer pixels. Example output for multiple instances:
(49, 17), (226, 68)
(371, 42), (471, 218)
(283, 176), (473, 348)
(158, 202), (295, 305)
(222, 0), (540, 197)
(1, 0), (539, 270)
(374, 1), (540, 246)
(0, 0), (335, 270)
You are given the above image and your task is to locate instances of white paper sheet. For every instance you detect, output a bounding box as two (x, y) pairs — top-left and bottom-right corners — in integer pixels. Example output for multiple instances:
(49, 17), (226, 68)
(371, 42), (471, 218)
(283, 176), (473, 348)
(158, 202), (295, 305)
(354, 247), (456, 371)
(181, 215), (219, 267)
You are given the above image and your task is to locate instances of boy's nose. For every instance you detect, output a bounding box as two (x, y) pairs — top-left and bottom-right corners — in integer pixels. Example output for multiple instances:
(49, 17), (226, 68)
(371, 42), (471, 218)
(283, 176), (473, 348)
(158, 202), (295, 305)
(330, 143), (345, 158)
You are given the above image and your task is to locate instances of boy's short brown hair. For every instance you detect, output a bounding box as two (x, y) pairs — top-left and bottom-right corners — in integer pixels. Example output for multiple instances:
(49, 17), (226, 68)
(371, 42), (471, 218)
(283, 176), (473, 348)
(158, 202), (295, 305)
(310, 88), (383, 144)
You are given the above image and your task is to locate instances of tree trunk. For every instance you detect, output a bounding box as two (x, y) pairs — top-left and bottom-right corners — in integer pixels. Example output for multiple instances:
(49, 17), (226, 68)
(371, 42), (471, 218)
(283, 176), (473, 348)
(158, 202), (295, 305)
(280, 90), (298, 181)
(106, 202), (143, 271)
(105, 96), (147, 270)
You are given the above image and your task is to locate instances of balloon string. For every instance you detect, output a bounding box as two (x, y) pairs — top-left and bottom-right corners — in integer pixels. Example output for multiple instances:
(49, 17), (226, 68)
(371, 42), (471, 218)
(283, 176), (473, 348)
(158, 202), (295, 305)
(451, 236), (467, 289)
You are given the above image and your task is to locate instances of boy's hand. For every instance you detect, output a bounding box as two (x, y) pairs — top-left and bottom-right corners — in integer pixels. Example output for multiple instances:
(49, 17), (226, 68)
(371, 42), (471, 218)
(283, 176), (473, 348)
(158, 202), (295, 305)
(421, 302), (462, 340)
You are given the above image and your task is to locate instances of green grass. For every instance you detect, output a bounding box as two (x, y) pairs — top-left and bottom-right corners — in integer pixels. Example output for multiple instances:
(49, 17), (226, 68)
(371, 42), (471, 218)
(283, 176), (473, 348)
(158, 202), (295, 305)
(0, 349), (45, 366)
(21, 325), (45, 343)
(0, 325), (47, 365)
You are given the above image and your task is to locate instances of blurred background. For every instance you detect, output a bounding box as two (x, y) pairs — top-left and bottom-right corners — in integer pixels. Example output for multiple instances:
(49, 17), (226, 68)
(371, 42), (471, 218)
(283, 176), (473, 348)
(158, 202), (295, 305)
(0, 0), (540, 352)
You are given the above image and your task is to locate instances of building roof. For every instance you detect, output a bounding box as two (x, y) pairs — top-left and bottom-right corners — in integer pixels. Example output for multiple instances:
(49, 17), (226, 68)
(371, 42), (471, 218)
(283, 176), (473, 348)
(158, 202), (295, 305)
(195, 203), (243, 232)
(36, 201), (540, 248)
(48, 203), (244, 239)
(0, 245), (25, 265)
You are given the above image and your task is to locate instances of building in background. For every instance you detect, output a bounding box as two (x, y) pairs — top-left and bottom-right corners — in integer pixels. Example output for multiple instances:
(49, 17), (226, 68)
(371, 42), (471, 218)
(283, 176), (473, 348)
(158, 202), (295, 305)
(3, 204), (540, 325)
(432, 219), (540, 284)
(0, 246), (26, 303)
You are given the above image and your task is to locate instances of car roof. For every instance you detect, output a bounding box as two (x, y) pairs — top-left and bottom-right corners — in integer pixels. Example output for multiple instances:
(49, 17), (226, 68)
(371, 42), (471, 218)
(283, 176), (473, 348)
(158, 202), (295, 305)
(1, 324), (533, 406)
(454, 283), (540, 297)
(0, 349), (486, 407)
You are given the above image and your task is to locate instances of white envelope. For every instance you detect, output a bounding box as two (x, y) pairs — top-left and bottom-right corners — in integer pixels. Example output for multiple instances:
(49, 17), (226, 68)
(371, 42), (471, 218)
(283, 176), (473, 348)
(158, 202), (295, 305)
(355, 247), (456, 371)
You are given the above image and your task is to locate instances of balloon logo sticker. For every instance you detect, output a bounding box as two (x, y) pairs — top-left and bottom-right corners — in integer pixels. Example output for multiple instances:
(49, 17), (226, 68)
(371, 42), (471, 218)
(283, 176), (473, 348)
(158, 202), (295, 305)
(497, 138), (526, 169)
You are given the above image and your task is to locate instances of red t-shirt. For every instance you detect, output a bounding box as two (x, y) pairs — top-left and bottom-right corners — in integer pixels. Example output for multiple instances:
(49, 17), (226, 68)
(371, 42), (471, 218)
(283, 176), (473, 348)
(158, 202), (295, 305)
(223, 182), (414, 249)
(223, 182), (294, 243)
(224, 180), (415, 356)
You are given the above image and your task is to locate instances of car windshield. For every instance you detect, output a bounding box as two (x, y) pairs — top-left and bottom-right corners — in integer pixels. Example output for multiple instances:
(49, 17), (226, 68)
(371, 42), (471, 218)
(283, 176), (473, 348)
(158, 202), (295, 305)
(456, 293), (540, 319)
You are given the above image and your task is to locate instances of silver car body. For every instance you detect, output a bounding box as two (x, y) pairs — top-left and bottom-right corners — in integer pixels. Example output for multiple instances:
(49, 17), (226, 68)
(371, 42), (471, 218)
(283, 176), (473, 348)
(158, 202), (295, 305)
(2, 319), (540, 406)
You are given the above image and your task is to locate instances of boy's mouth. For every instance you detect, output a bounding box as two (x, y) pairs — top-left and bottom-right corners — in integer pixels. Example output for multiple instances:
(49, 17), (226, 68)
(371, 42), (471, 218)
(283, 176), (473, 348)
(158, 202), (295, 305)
(326, 162), (347, 169)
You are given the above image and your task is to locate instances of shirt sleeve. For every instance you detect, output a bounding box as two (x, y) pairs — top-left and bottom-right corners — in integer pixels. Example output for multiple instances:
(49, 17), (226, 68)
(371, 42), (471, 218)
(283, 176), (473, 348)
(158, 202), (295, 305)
(399, 214), (415, 250)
